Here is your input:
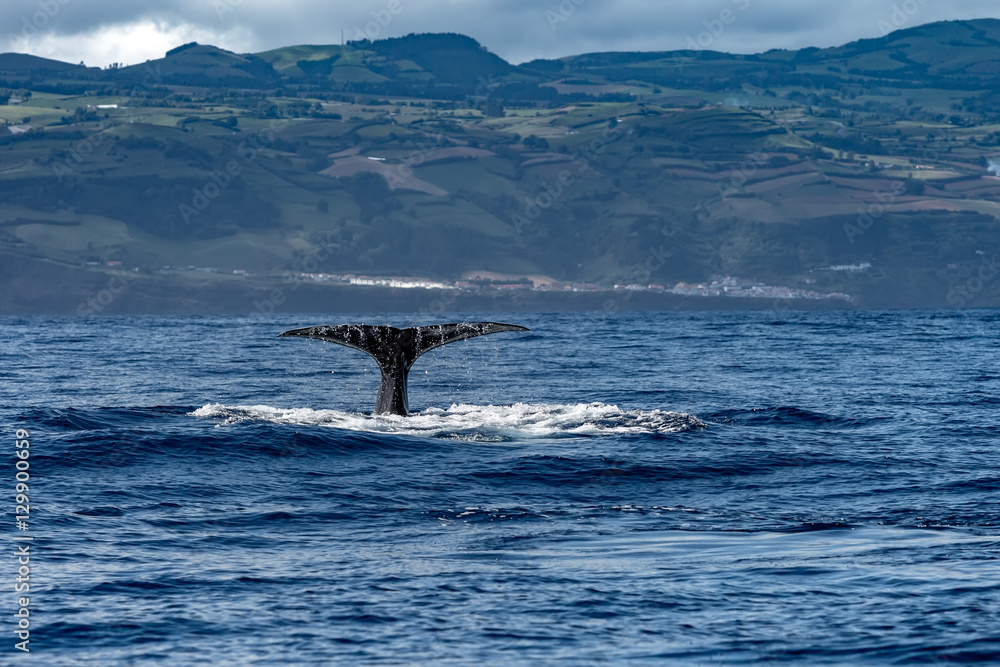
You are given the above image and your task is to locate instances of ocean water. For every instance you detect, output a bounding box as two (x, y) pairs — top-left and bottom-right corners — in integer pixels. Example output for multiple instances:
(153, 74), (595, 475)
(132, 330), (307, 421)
(2, 310), (999, 665)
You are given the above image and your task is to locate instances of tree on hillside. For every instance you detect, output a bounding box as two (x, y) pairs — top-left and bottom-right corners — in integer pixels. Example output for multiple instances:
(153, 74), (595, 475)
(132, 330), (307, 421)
(338, 171), (399, 223)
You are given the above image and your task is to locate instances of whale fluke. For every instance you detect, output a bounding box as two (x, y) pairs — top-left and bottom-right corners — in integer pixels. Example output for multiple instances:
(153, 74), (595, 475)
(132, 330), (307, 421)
(278, 322), (529, 416)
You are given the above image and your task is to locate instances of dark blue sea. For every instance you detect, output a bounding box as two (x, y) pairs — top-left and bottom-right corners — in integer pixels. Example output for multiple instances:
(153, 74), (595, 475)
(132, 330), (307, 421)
(2, 310), (999, 665)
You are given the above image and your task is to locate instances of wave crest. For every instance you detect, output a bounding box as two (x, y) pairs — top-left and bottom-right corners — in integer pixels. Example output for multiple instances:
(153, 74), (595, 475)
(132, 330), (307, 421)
(191, 402), (704, 440)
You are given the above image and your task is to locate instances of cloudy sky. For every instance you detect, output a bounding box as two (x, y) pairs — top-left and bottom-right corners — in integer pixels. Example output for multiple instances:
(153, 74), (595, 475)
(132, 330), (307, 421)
(4, 0), (1000, 67)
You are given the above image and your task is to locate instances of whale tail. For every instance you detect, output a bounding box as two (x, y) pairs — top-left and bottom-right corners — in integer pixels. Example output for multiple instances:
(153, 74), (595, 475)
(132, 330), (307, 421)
(278, 322), (529, 415)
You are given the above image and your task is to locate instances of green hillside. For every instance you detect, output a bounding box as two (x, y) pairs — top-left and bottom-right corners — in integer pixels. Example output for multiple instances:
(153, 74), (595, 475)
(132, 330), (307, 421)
(3, 22), (1000, 312)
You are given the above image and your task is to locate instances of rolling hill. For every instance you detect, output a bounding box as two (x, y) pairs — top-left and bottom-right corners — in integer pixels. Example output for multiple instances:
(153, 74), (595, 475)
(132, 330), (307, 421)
(3, 21), (1000, 312)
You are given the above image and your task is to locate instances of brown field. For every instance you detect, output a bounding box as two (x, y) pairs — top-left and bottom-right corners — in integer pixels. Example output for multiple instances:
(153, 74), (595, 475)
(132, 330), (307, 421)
(889, 200), (973, 212)
(651, 158), (712, 170)
(662, 168), (727, 181)
(744, 172), (825, 194)
(540, 80), (631, 96)
(327, 147), (361, 159)
(943, 177), (993, 192)
(828, 176), (901, 192)
(741, 162), (814, 182)
(521, 153), (576, 167)
(420, 147), (495, 163)
(944, 176), (1000, 197)
(706, 197), (789, 221)
(319, 155), (448, 196)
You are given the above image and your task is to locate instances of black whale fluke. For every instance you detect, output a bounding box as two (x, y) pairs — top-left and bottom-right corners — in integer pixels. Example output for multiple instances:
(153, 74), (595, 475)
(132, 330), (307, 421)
(278, 322), (529, 416)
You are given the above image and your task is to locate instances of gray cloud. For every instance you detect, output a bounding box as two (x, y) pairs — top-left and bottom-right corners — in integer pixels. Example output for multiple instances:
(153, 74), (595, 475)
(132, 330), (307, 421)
(4, 0), (1000, 67)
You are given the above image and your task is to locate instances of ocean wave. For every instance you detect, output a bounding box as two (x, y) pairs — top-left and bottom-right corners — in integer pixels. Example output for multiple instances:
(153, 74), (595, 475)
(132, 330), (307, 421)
(190, 402), (705, 440)
(707, 406), (877, 428)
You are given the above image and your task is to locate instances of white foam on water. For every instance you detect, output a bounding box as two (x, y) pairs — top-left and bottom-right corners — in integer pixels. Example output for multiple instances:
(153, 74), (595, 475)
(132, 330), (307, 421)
(190, 402), (704, 440)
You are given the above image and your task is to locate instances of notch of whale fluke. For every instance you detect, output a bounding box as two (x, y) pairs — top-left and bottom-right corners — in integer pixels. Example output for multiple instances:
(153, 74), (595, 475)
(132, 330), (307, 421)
(278, 322), (529, 416)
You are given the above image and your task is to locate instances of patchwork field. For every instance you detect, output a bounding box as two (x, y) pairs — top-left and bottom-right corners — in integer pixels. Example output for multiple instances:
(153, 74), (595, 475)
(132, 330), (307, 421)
(4, 23), (1000, 310)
